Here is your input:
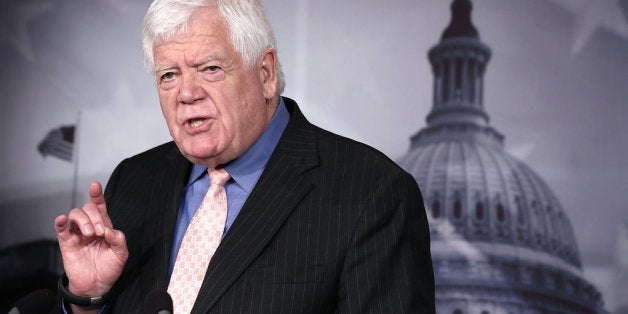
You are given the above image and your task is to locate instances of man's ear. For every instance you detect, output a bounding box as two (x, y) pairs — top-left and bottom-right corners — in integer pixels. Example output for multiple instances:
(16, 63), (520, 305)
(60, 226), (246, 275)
(259, 49), (277, 100)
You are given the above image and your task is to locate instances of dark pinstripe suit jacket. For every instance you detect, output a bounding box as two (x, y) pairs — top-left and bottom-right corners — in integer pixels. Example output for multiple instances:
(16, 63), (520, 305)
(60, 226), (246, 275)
(104, 97), (435, 313)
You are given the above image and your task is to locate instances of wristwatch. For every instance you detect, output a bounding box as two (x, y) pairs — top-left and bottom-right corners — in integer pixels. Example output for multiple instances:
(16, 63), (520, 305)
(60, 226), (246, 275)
(58, 273), (113, 308)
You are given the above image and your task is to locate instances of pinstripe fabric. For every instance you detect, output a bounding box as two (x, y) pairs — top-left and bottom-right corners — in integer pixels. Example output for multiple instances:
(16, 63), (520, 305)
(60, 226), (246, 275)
(103, 97), (435, 313)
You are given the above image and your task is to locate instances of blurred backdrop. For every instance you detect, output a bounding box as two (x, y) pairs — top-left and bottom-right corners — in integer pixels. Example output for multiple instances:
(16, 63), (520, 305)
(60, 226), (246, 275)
(0, 0), (626, 312)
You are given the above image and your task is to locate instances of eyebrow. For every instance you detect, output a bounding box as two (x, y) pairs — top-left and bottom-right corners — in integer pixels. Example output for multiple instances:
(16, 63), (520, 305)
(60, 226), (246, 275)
(191, 55), (225, 68)
(154, 65), (178, 74)
(154, 55), (227, 75)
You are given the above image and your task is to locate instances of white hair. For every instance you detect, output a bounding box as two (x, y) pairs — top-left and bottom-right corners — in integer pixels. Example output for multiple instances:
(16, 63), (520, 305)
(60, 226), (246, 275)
(142, 0), (285, 94)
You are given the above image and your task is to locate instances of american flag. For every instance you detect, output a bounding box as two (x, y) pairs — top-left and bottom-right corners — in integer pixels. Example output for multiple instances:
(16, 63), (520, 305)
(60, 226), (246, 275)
(37, 125), (75, 162)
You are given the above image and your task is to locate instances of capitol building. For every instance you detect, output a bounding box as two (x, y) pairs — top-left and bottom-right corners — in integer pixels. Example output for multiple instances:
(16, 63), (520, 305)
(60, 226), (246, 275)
(397, 0), (606, 313)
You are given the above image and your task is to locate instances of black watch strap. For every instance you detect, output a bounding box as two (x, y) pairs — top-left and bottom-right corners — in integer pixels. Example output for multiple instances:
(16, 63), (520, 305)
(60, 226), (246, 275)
(58, 273), (113, 308)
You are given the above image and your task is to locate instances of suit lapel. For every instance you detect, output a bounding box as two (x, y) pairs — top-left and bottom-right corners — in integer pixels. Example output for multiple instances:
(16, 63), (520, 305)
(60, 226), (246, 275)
(139, 144), (191, 296)
(193, 99), (319, 312)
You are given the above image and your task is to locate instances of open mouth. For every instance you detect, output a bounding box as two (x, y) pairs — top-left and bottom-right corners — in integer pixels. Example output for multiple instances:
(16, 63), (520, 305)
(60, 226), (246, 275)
(189, 118), (204, 128)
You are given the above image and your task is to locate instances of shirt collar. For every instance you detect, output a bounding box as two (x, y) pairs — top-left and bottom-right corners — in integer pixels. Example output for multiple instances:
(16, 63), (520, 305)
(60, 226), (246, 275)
(187, 97), (290, 192)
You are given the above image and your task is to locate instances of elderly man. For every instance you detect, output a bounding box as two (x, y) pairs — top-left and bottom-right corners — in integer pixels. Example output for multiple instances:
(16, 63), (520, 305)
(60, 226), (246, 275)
(54, 0), (434, 313)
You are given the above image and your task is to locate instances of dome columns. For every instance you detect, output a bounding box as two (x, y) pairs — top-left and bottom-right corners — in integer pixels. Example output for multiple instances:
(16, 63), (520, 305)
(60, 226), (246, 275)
(427, 39), (491, 128)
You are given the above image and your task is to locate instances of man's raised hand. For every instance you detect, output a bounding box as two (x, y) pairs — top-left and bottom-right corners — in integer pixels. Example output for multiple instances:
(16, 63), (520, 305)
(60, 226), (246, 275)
(54, 182), (129, 298)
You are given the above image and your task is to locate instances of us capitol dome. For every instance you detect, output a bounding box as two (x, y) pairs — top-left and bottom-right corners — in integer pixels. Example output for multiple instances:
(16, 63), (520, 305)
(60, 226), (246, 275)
(397, 0), (606, 313)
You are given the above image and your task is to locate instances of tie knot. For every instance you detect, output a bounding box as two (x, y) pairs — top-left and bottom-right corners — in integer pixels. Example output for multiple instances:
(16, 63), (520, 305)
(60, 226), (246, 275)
(208, 168), (230, 187)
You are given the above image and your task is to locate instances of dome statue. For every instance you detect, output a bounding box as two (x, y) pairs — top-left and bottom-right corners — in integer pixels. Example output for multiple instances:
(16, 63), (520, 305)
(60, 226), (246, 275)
(397, 1), (605, 313)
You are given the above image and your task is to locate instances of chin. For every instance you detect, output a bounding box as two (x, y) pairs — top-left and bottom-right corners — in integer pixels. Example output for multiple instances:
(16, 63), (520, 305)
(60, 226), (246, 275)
(185, 146), (225, 165)
(187, 147), (217, 159)
(178, 135), (217, 154)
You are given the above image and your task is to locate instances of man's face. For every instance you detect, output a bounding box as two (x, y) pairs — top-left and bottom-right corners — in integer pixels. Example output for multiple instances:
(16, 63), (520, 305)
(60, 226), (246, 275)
(153, 6), (277, 168)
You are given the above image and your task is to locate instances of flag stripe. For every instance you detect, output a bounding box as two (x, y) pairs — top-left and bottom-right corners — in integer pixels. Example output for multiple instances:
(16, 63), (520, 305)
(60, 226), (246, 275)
(38, 125), (75, 162)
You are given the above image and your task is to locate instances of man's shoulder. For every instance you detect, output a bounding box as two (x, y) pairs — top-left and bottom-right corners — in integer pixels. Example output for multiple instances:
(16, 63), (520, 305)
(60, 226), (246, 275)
(104, 141), (186, 202)
(117, 141), (183, 172)
(313, 126), (403, 173)
(281, 96), (406, 176)
(131, 141), (179, 158)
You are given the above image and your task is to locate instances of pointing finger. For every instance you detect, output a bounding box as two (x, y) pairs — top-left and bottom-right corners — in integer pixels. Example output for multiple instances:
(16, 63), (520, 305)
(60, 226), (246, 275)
(89, 182), (106, 206)
(88, 182), (112, 227)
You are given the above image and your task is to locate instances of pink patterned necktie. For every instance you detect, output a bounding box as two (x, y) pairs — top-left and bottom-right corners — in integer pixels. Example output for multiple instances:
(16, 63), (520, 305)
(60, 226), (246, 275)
(168, 168), (230, 314)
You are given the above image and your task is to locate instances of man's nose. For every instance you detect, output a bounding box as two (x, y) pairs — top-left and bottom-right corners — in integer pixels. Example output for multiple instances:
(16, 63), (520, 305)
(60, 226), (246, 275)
(177, 73), (207, 104)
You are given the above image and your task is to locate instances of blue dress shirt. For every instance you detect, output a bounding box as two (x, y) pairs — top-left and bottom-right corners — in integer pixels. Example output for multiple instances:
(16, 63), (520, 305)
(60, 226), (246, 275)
(168, 98), (289, 276)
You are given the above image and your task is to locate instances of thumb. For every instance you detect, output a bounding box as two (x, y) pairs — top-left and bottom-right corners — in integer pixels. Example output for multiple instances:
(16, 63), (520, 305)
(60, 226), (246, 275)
(104, 227), (128, 259)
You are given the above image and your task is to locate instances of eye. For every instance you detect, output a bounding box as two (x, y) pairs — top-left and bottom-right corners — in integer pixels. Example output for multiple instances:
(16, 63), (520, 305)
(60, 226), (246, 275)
(201, 65), (225, 81)
(204, 65), (221, 73)
(157, 70), (178, 89)
(160, 72), (175, 81)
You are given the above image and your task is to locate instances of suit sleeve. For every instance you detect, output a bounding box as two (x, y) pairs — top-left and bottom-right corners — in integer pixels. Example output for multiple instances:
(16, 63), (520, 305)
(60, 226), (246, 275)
(336, 170), (435, 314)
